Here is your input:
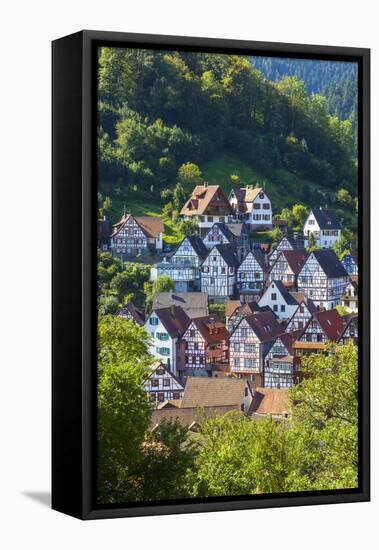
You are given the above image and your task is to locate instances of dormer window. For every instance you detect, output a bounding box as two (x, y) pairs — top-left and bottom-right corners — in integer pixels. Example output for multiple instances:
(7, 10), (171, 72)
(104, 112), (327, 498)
(259, 192), (264, 199)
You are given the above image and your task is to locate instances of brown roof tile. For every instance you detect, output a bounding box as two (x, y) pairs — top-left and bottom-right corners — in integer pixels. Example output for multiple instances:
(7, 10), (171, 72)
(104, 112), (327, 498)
(180, 185), (232, 216)
(181, 377), (249, 408)
(190, 314), (230, 344)
(250, 387), (290, 416)
(155, 306), (190, 338)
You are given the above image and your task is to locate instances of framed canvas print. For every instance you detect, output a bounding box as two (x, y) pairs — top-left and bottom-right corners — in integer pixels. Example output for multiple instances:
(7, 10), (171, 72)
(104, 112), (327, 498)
(52, 30), (370, 520)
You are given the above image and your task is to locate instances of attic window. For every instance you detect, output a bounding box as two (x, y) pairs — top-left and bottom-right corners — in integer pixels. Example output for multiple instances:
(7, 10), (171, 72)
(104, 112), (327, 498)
(327, 319), (332, 326)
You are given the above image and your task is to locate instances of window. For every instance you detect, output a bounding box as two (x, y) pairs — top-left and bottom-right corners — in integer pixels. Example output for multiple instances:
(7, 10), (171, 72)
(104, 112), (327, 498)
(241, 328), (247, 338)
(221, 267), (226, 274)
(306, 334), (312, 342)
(262, 203), (270, 210)
(208, 216), (213, 222)
(151, 379), (159, 388)
(189, 329), (196, 338)
(317, 334), (323, 342)
(163, 378), (170, 387)
(234, 358), (240, 368)
(254, 272), (260, 279)
(245, 344), (254, 353)
(281, 305), (285, 312)
(158, 393), (165, 402)
(245, 358), (253, 368)
(234, 342), (240, 352)
(149, 317), (159, 326)
(271, 293), (277, 300)
(273, 305), (278, 312)
(259, 192), (264, 199)
(309, 219), (315, 225)
(203, 266), (209, 273)
(157, 332), (169, 340)
(244, 387), (248, 397)
(212, 256), (217, 261)
(299, 305), (304, 313)
(219, 216), (225, 222)
(210, 277), (215, 284)
(199, 216), (205, 222)
(253, 203), (261, 210)
(173, 392), (181, 400)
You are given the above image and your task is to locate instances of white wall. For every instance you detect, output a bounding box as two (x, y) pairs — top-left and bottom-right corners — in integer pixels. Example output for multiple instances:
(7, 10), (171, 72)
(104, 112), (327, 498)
(1, 1), (377, 549)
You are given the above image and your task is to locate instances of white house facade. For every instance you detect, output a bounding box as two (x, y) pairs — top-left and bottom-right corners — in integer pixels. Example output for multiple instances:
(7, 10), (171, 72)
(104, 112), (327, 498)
(303, 209), (341, 248)
(258, 280), (299, 321)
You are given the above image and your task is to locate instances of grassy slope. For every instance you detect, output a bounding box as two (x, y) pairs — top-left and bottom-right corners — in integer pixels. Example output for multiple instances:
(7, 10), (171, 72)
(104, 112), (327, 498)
(105, 153), (347, 247)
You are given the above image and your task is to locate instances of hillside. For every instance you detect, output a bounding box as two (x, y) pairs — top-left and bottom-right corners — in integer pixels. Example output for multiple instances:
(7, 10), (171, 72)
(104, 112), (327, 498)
(97, 48), (358, 241)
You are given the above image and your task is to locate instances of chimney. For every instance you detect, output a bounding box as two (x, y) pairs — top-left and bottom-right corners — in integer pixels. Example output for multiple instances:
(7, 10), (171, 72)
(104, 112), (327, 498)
(204, 182), (208, 188)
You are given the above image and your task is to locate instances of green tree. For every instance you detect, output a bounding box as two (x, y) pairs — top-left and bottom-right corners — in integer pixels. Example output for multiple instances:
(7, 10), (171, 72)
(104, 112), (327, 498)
(177, 162), (203, 193)
(97, 315), (153, 503)
(336, 188), (353, 207)
(291, 204), (308, 229)
(333, 228), (357, 258)
(145, 275), (175, 312)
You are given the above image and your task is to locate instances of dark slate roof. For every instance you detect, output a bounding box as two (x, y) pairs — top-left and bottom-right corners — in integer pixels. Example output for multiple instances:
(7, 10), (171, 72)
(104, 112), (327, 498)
(204, 222), (235, 242)
(252, 248), (270, 272)
(269, 281), (299, 306)
(211, 243), (240, 267)
(311, 209), (341, 230)
(155, 306), (190, 338)
(185, 234), (209, 259)
(312, 250), (348, 278)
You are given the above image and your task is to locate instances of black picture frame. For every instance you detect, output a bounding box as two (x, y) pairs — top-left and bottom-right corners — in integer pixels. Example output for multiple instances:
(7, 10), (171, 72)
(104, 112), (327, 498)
(52, 30), (370, 520)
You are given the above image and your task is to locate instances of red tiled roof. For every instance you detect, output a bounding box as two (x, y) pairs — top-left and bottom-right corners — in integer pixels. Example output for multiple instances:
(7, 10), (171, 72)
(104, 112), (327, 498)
(189, 314), (230, 344)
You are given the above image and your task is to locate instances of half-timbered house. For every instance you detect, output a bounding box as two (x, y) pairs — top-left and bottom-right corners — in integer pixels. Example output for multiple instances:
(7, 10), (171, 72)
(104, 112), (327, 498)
(342, 281), (358, 312)
(110, 213), (163, 259)
(303, 209), (341, 248)
(298, 308), (345, 344)
(229, 310), (283, 386)
(151, 234), (208, 291)
(285, 295), (317, 332)
(268, 235), (297, 266)
(268, 249), (308, 290)
(264, 330), (303, 389)
(338, 315), (358, 345)
(202, 222), (249, 259)
(201, 243), (240, 301)
(258, 280), (299, 320)
(237, 248), (270, 301)
(297, 249), (349, 309)
(144, 306), (190, 375)
(341, 251), (359, 277)
(228, 186), (272, 229)
(225, 300), (268, 333)
(178, 314), (230, 378)
(118, 301), (145, 326)
(180, 184), (233, 236)
(143, 363), (184, 407)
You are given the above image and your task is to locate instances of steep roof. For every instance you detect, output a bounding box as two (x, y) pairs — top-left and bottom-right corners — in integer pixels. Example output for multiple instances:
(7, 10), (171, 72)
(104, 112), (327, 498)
(263, 280), (299, 306)
(226, 223), (247, 237)
(181, 377), (249, 408)
(152, 292), (208, 319)
(230, 187), (266, 214)
(310, 209), (341, 230)
(243, 310), (284, 343)
(154, 306), (190, 339)
(184, 234), (209, 259)
(189, 314), (230, 344)
(308, 309), (346, 341)
(225, 300), (242, 318)
(111, 214), (163, 238)
(147, 362), (184, 388)
(204, 222), (235, 242)
(252, 248), (270, 272)
(119, 301), (145, 326)
(276, 249), (309, 275)
(180, 185), (232, 216)
(338, 315), (358, 341)
(227, 301), (262, 319)
(311, 250), (348, 278)
(274, 329), (304, 355)
(249, 388), (290, 416)
(209, 243), (240, 267)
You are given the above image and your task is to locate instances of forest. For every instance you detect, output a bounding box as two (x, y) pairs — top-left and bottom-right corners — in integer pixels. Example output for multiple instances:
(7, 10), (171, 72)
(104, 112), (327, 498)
(97, 47), (358, 237)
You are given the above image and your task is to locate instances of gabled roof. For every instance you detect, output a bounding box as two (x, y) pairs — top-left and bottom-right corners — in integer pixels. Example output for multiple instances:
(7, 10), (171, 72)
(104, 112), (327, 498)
(227, 300), (265, 320)
(180, 185), (232, 216)
(306, 309), (346, 342)
(288, 295), (318, 314)
(188, 314), (230, 344)
(153, 306), (190, 339)
(119, 301), (145, 326)
(242, 310), (284, 343)
(147, 362), (184, 388)
(272, 329), (304, 355)
(338, 315), (358, 341)
(230, 187), (266, 214)
(273, 250), (308, 275)
(249, 388), (289, 416)
(205, 243), (240, 267)
(309, 209), (341, 230)
(181, 377), (250, 408)
(152, 292), (208, 319)
(263, 280), (299, 306)
(252, 248), (270, 272)
(310, 250), (348, 278)
(225, 300), (243, 319)
(181, 234), (209, 259)
(204, 222), (235, 242)
(111, 214), (163, 238)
